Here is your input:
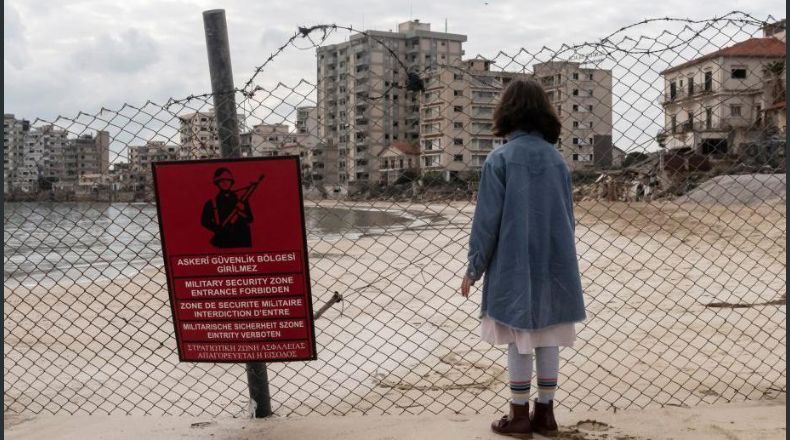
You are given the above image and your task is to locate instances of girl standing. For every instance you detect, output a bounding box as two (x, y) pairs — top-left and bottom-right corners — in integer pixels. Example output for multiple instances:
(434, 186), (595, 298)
(460, 79), (587, 438)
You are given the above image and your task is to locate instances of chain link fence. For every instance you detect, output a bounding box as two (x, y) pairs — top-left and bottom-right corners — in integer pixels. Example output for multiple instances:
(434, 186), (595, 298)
(4, 11), (786, 417)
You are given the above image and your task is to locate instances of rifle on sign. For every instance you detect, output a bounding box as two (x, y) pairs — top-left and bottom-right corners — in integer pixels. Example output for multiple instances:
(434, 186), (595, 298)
(222, 174), (265, 227)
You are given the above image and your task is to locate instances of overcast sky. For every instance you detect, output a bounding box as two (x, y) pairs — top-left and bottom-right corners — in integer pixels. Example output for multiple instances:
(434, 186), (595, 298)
(3, 0), (784, 123)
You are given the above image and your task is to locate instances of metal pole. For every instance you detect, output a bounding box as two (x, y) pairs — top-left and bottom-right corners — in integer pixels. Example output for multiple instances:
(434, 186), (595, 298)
(203, 9), (241, 159)
(203, 9), (271, 419)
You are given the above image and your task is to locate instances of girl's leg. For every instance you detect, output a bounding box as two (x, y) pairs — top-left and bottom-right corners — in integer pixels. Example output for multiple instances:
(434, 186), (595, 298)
(491, 343), (534, 435)
(507, 342), (533, 405)
(535, 346), (559, 403)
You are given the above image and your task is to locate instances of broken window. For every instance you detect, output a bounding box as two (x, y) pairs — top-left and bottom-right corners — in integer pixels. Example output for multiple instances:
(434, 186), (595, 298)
(701, 139), (727, 155)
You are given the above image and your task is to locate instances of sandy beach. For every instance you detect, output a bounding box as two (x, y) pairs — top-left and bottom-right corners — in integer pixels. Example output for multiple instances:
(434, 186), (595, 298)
(4, 198), (786, 418)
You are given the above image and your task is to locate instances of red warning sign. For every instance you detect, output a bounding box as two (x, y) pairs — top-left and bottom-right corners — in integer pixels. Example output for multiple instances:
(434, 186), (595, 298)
(152, 156), (316, 363)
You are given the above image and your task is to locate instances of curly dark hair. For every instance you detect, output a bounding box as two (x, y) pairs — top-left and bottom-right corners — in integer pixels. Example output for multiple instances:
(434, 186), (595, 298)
(493, 79), (561, 143)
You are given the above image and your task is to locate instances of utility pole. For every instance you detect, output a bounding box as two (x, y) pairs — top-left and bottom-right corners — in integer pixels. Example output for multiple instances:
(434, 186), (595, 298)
(202, 9), (272, 418)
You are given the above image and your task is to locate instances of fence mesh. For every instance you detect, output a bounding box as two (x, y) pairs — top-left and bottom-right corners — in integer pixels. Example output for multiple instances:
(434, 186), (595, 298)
(4, 11), (786, 417)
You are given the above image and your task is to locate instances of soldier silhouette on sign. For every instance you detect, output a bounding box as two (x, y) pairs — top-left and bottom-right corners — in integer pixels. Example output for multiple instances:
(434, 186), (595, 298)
(200, 168), (263, 248)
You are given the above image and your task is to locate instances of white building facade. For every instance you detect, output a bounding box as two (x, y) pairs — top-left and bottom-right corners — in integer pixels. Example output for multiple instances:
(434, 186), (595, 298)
(659, 37), (786, 155)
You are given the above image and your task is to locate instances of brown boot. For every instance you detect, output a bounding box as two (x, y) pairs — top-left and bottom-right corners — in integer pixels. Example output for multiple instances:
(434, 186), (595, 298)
(491, 401), (532, 438)
(530, 399), (559, 437)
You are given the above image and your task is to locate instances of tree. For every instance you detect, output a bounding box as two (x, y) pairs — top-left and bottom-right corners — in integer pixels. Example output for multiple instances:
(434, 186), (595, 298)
(655, 130), (668, 149)
(420, 171), (446, 187)
(763, 61), (786, 106)
(623, 151), (649, 168)
(393, 168), (419, 186)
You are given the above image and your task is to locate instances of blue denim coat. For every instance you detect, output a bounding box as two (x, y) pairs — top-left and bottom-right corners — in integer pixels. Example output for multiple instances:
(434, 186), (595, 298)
(466, 129), (586, 330)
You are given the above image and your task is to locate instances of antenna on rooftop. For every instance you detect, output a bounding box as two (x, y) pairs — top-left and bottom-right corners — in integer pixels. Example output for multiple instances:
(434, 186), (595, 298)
(445, 18), (448, 32)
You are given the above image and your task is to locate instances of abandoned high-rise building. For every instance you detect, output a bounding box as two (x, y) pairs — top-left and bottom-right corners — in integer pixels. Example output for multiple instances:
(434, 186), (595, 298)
(4, 114), (30, 194)
(416, 58), (613, 179)
(316, 19), (467, 189)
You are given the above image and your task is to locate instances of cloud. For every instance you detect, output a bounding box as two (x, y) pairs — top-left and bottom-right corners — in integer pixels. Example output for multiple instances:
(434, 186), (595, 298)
(72, 28), (161, 74)
(4, 3), (29, 69)
(3, 3), (24, 40)
(2, 0), (785, 126)
(260, 27), (296, 49)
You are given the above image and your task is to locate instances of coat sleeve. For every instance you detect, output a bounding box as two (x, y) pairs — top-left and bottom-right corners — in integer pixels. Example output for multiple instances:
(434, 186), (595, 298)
(466, 157), (506, 281)
(565, 171), (576, 232)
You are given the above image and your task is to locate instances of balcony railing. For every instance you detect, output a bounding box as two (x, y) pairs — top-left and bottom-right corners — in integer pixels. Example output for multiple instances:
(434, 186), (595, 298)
(668, 117), (757, 134)
(470, 125), (494, 134)
(661, 87), (714, 104)
(472, 93), (497, 103)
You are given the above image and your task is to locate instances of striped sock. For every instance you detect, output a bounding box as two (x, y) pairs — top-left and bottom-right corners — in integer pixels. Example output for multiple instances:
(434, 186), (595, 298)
(510, 381), (531, 404)
(507, 343), (533, 405)
(535, 346), (560, 403)
(536, 377), (557, 403)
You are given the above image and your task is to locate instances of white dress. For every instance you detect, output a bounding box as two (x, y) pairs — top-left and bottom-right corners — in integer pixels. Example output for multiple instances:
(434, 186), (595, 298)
(480, 313), (577, 354)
